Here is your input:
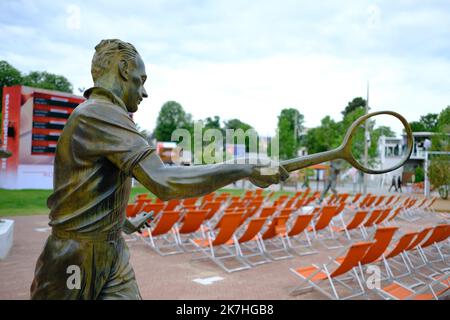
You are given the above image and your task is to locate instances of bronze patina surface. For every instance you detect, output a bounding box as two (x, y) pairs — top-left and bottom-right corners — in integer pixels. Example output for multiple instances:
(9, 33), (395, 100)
(30, 39), (412, 300)
(280, 110), (413, 174)
(30, 39), (289, 300)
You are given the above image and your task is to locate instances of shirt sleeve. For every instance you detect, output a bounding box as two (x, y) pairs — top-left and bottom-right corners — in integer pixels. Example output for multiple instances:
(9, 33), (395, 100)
(72, 103), (154, 176)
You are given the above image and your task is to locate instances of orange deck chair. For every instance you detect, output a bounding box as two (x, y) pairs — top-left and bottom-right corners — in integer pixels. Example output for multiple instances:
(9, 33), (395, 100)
(190, 213), (251, 273)
(284, 214), (316, 256)
(175, 210), (208, 250)
(141, 210), (183, 255)
(337, 210), (369, 241)
(290, 242), (373, 300)
(409, 224), (450, 267)
(377, 273), (450, 300)
(259, 216), (292, 260)
(373, 208), (393, 225)
(230, 217), (271, 266)
(308, 205), (345, 248)
(357, 227), (398, 282)
(201, 201), (223, 221)
(259, 206), (278, 218)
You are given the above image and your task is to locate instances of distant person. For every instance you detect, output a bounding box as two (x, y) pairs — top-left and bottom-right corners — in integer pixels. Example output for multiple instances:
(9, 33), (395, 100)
(302, 173), (310, 188)
(397, 176), (403, 193)
(389, 175), (398, 192)
(319, 161), (340, 203)
(358, 170), (364, 193)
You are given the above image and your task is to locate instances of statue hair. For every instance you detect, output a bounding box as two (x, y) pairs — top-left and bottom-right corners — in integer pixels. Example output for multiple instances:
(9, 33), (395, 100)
(91, 39), (138, 82)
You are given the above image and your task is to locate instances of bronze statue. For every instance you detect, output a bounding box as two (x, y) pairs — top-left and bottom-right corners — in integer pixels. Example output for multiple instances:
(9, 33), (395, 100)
(30, 39), (413, 300)
(30, 39), (289, 300)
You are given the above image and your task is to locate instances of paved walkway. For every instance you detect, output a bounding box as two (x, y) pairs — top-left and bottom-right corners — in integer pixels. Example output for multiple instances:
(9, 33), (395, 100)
(0, 206), (448, 300)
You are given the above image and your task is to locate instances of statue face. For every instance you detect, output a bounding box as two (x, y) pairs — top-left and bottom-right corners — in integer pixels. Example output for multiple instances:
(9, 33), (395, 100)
(123, 54), (148, 112)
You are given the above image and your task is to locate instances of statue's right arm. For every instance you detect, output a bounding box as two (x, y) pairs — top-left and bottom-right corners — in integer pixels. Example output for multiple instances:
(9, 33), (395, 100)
(132, 152), (254, 201)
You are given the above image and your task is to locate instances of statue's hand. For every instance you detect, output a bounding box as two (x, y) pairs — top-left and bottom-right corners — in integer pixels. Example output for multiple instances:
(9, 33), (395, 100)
(248, 159), (289, 188)
(123, 211), (154, 234)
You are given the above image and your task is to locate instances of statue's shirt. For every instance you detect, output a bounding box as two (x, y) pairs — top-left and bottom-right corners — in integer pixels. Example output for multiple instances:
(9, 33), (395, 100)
(47, 87), (154, 234)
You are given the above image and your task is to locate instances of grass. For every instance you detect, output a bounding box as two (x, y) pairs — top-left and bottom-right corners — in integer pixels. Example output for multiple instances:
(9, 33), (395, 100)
(0, 187), (294, 217)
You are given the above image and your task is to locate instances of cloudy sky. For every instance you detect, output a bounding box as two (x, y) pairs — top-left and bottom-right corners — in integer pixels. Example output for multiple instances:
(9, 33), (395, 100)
(1, 0), (449, 136)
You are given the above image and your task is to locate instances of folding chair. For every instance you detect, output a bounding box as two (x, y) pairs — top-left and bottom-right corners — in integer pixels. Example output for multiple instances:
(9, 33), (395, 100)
(290, 242), (373, 300)
(362, 196), (377, 209)
(259, 206), (278, 218)
(378, 228), (433, 280)
(126, 204), (138, 218)
(309, 205), (345, 249)
(360, 210), (385, 238)
(141, 203), (165, 217)
(126, 198), (151, 217)
(260, 216), (293, 260)
(373, 196), (386, 207)
(175, 210), (208, 250)
(357, 194), (372, 208)
(164, 199), (180, 211)
(356, 227), (398, 283)
(200, 193), (216, 205)
(406, 225), (450, 276)
(190, 213), (251, 273)
(376, 273), (450, 300)
(398, 198), (422, 222)
(373, 208), (392, 225)
(284, 214), (317, 256)
(351, 193), (362, 204)
(402, 227), (434, 268)
(232, 217), (271, 266)
(423, 197), (438, 213)
(380, 231), (420, 279)
(387, 207), (403, 222)
(141, 210), (183, 255)
(383, 195), (395, 207)
(418, 224), (450, 263)
(279, 208), (297, 218)
(201, 201), (223, 221)
(338, 211), (369, 241)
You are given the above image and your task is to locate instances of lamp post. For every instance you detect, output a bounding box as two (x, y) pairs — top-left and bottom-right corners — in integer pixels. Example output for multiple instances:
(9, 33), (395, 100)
(423, 138), (431, 198)
(363, 82), (370, 194)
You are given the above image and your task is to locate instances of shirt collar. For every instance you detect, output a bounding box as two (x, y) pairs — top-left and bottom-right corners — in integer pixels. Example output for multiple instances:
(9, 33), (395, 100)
(83, 87), (128, 112)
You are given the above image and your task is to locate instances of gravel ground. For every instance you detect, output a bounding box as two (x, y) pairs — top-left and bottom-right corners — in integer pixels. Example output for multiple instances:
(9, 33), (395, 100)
(0, 204), (448, 300)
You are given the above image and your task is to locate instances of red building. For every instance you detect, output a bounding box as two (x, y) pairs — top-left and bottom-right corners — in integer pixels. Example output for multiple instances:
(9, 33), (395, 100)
(1, 85), (85, 189)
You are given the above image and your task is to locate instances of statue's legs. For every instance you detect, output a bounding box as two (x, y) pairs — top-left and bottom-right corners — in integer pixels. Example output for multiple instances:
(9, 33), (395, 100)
(30, 234), (141, 300)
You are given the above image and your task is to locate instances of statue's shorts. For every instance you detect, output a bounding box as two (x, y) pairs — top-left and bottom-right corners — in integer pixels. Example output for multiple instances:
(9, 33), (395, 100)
(30, 230), (141, 300)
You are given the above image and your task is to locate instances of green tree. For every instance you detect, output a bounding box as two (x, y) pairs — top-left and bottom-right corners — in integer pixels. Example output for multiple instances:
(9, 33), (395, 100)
(419, 113), (439, 132)
(304, 115), (341, 154)
(223, 118), (255, 153)
(341, 97), (366, 117)
(277, 108), (304, 160)
(303, 107), (395, 169)
(409, 121), (426, 132)
(415, 166), (424, 183)
(0, 61), (22, 114)
(204, 116), (223, 132)
(1, 61), (74, 115)
(429, 156), (449, 199)
(22, 71), (73, 93)
(154, 101), (193, 142)
(430, 106), (450, 152)
(428, 107), (450, 199)
(223, 118), (253, 132)
(409, 113), (439, 132)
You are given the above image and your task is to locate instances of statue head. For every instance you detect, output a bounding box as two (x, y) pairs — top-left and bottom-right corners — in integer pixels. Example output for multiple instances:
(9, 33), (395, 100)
(91, 39), (148, 112)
